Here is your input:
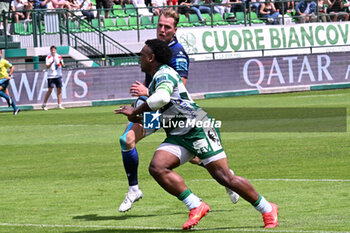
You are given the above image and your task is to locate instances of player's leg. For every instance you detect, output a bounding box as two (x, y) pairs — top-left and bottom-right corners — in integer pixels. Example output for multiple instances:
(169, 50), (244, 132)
(0, 82), (19, 114)
(42, 86), (54, 110)
(56, 87), (64, 109)
(118, 122), (145, 212)
(56, 77), (64, 109)
(149, 143), (209, 230)
(0, 85), (11, 106)
(4, 88), (19, 114)
(204, 157), (278, 228)
(190, 156), (239, 204)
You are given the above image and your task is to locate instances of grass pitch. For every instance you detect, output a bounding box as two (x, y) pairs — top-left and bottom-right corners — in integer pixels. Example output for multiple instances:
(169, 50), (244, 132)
(1, 89), (350, 233)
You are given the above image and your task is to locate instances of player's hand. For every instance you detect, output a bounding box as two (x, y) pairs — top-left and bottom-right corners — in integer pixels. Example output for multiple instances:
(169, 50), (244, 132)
(115, 105), (134, 116)
(114, 105), (141, 123)
(130, 81), (148, 97)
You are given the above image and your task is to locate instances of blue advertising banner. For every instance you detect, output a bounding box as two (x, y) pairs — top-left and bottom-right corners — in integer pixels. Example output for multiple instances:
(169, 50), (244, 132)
(2, 52), (350, 106)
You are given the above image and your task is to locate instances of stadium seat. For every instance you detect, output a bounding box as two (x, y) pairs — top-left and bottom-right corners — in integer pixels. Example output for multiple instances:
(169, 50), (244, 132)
(129, 16), (145, 30)
(224, 12), (237, 24)
(125, 4), (137, 17)
(212, 13), (229, 25)
(68, 21), (80, 33)
(112, 5), (129, 17)
(153, 15), (159, 25)
(79, 20), (94, 32)
(235, 12), (246, 24)
(178, 14), (192, 27)
(91, 19), (107, 31)
(14, 22), (29, 35)
(188, 14), (203, 26)
(26, 22), (45, 34)
(249, 12), (264, 24)
(116, 17), (132, 30)
(140, 16), (156, 29)
(104, 18), (119, 31)
(202, 13), (216, 26)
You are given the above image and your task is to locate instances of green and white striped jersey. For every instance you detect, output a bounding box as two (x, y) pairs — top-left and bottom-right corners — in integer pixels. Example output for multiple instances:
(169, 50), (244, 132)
(148, 64), (209, 136)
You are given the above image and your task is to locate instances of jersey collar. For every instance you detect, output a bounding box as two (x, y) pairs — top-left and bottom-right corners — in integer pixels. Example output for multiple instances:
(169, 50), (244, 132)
(168, 36), (178, 48)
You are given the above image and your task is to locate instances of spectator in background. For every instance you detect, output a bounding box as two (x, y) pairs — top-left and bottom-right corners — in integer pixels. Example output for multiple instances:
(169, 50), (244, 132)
(66, 0), (80, 10)
(259, 1), (280, 24)
(0, 0), (11, 35)
(51, 0), (70, 9)
(145, 0), (152, 7)
(191, 0), (219, 19)
(33, 0), (52, 9)
(317, 0), (331, 22)
(295, 0), (317, 23)
(96, 0), (113, 18)
(274, 0), (294, 24)
(167, 0), (178, 8)
(77, 0), (95, 22)
(230, 0), (246, 13)
(151, 0), (167, 15)
(178, 0), (192, 16)
(42, 46), (65, 111)
(250, 0), (260, 15)
(178, 0), (208, 23)
(12, 0), (33, 23)
(328, 0), (349, 21)
(215, 0), (231, 16)
(113, 0), (131, 8)
(132, 0), (154, 16)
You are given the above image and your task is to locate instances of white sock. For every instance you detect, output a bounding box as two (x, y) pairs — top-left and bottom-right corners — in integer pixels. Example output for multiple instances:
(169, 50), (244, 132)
(182, 193), (202, 210)
(254, 196), (272, 214)
(129, 185), (140, 193)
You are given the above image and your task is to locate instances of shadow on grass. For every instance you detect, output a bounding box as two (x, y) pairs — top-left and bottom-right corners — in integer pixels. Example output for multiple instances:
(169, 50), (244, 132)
(73, 209), (200, 222)
(64, 226), (260, 233)
(72, 214), (158, 221)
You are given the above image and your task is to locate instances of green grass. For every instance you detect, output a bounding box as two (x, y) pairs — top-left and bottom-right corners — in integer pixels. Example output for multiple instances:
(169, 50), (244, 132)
(1, 89), (350, 233)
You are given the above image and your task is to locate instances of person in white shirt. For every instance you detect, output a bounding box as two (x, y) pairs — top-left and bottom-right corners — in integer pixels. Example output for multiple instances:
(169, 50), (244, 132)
(12, 0), (33, 23)
(42, 46), (65, 110)
(76, 0), (95, 22)
(151, 0), (167, 15)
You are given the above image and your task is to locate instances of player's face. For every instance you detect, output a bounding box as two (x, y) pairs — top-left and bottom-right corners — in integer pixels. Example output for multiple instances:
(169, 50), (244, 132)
(157, 15), (177, 44)
(139, 45), (152, 74)
(50, 48), (57, 56)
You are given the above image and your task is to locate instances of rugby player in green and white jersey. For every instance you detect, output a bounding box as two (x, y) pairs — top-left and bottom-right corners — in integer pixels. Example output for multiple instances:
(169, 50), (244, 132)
(118, 8), (239, 213)
(115, 39), (279, 230)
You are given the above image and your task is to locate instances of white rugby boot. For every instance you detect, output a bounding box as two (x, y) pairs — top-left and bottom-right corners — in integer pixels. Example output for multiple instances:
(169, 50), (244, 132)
(119, 190), (143, 212)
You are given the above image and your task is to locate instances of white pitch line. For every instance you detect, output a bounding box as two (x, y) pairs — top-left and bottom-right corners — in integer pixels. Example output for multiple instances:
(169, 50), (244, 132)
(189, 178), (350, 182)
(295, 94), (347, 98)
(0, 223), (349, 233)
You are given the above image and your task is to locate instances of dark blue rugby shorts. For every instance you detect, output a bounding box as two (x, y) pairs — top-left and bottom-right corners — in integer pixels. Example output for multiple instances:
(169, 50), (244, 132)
(48, 76), (63, 88)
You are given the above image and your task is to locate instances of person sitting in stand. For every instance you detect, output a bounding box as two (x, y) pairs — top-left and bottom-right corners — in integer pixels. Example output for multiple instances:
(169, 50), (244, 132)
(151, 0), (167, 15)
(259, 1), (280, 24)
(295, 0), (317, 23)
(12, 0), (33, 23)
(77, 0), (95, 22)
(328, 0), (349, 21)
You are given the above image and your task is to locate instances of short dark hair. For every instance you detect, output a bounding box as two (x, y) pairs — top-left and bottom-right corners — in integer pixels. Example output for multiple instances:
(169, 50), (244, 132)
(50, 45), (57, 50)
(145, 39), (172, 65)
